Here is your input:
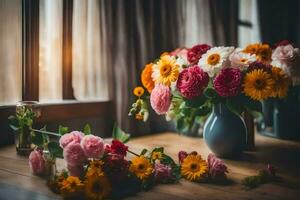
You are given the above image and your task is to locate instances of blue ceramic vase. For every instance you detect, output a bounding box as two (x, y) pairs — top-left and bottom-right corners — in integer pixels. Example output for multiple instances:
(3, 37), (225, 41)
(203, 103), (247, 158)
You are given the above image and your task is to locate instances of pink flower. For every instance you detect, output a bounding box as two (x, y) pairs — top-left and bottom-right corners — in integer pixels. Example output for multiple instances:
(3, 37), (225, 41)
(170, 47), (189, 60)
(213, 68), (242, 97)
(229, 49), (256, 70)
(154, 163), (173, 183)
(176, 66), (209, 99)
(67, 164), (84, 177)
(178, 151), (188, 164)
(81, 135), (104, 159)
(63, 142), (86, 167)
(207, 154), (228, 179)
(187, 44), (211, 65)
(29, 149), (45, 175)
(59, 131), (84, 148)
(150, 84), (171, 115)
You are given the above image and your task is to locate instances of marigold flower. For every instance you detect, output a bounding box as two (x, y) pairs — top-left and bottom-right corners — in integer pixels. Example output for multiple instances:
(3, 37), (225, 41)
(60, 176), (84, 199)
(181, 154), (208, 182)
(243, 43), (272, 63)
(129, 156), (153, 180)
(141, 63), (155, 93)
(133, 86), (145, 97)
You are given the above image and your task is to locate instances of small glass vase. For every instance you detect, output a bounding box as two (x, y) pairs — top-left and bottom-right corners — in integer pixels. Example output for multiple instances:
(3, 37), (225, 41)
(15, 101), (38, 155)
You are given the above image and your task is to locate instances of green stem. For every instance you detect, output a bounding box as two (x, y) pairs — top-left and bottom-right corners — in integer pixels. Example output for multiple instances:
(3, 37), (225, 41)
(30, 128), (61, 137)
(127, 149), (140, 157)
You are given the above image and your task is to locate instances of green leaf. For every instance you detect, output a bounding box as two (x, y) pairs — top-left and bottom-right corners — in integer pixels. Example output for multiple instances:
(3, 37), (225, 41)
(176, 117), (185, 132)
(204, 88), (218, 99)
(48, 142), (63, 158)
(161, 154), (176, 166)
(83, 124), (92, 135)
(58, 125), (69, 135)
(112, 123), (131, 143)
(32, 131), (44, 146)
(226, 98), (243, 115)
(152, 147), (164, 153)
(140, 149), (148, 155)
(8, 116), (20, 131)
(194, 106), (211, 116)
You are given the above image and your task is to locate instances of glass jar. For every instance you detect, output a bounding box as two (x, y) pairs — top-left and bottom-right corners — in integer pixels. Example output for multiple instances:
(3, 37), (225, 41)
(15, 101), (38, 155)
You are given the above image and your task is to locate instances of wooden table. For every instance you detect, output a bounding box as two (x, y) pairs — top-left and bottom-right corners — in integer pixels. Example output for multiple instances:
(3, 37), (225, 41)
(0, 132), (300, 200)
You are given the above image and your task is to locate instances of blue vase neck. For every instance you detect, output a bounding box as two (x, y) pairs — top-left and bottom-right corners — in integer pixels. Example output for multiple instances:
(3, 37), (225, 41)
(213, 103), (231, 116)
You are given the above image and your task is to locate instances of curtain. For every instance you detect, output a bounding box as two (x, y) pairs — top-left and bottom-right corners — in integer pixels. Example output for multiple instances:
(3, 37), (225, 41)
(0, 0), (22, 105)
(39, 0), (63, 102)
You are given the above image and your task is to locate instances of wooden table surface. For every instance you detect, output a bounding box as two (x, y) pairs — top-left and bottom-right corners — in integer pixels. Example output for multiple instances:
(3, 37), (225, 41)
(0, 132), (300, 200)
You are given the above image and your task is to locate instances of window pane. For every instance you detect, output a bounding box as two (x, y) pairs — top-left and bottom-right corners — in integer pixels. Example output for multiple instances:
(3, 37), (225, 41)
(0, 0), (22, 105)
(39, 0), (63, 102)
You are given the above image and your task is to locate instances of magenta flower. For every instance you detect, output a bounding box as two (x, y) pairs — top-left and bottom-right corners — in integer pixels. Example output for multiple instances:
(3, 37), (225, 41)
(187, 44), (211, 65)
(213, 68), (242, 97)
(29, 149), (45, 175)
(80, 135), (104, 159)
(63, 142), (86, 167)
(154, 163), (173, 183)
(247, 61), (272, 73)
(150, 84), (171, 115)
(207, 154), (228, 179)
(178, 151), (188, 164)
(176, 66), (209, 99)
(59, 131), (84, 148)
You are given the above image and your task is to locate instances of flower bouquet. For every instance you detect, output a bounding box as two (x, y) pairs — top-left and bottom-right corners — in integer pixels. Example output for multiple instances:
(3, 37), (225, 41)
(129, 42), (293, 157)
(28, 124), (229, 200)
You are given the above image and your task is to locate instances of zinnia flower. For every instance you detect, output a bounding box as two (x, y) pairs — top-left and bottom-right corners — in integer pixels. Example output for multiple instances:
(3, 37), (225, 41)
(187, 44), (211, 65)
(270, 67), (290, 98)
(133, 86), (145, 98)
(229, 48), (256, 70)
(207, 154), (228, 180)
(213, 68), (242, 97)
(129, 156), (153, 180)
(176, 65), (209, 99)
(80, 135), (105, 159)
(63, 142), (86, 167)
(154, 163), (173, 183)
(150, 84), (171, 115)
(105, 139), (128, 157)
(152, 55), (180, 86)
(29, 149), (45, 175)
(141, 63), (155, 93)
(84, 173), (111, 200)
(60, 176), (84, 199)
(181, 154), (208, 182)
(59, 131), (84, 148)
(198, 46), (235, 77)
(243, 69), (275, 100)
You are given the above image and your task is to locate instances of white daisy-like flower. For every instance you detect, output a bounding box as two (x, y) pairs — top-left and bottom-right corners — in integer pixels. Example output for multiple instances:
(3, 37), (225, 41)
(229, 48), (257, 70)
(176, 56), (189, 70)
(198, 46), (235, 77)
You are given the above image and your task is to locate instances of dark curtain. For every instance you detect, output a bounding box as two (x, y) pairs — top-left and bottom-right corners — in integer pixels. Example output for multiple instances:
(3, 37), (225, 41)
(209, 0), (238, 46)
(258, 0), (300, 47)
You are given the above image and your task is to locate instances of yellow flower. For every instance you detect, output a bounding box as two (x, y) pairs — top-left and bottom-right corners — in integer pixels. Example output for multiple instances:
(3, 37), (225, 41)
(135, 113), (144, 121)
(141, 63), (155, 93)
(243, 69), (275, 100)
(270, 67), (291, 98)
(129, 156), (153, 180)
(60, 176), (84, 198)
(181, 154), (208, 182)
(152, 55), (179, 86)
(86, 160), (104, 177)
(85, 173), (111, 200)
(243, 43), (260, 55)
(133, 86), (145, 97)
(151, 151), (163, 160)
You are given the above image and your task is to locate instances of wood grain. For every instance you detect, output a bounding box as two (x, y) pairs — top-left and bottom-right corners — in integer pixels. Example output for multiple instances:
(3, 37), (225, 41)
(0, 132), (299, 200)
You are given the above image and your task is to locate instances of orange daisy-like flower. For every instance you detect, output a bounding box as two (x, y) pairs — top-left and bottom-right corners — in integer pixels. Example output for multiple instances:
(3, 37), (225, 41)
(129, 156), (153, 180)
(85, 173), (111, 200)
(243, 43), (272, 63)
(133, 86), (145, 97)
(243, 69), (275, 100)
(243, 43), (260, 55)
(151, 151), (163, 160)
(60, 176), (84, 199)
(270, 67), (291, 98)
(181, 154), (208, 182)
(141, 63), (155, 93)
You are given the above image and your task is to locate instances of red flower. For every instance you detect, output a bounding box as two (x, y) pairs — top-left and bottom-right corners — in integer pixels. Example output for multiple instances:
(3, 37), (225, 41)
(105, 139), (128, 157)
(178, 151), (188, 164)
(187, 44), (211, 65)
(247, 61), (272, 73)
(103, 154), (129, 182)
(273, 40), (291, 48)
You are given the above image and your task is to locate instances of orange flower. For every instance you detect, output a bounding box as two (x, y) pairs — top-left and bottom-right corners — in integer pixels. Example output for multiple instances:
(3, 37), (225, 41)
(160, 52), (169, 57)
(243, 43), (272, 63)
(133, 86), (145, 97)
(270, 67), (291, 98)
(141, 63), (155, 93)
(243, 43), (260, 55)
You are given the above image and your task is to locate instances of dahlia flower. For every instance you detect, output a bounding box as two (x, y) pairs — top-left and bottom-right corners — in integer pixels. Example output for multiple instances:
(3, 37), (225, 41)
(150, 84), (171, 115)
(176, 65), (209, 99)
(198, 46), (235, 77)
(213, 68), (242, 97)
(187, 44), (211, 65)
(207, 154), (228, 179)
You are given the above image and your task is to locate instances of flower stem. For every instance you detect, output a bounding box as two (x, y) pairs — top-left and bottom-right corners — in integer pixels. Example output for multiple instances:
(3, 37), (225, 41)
(127, 149), (140, 157)
(30, 128), (61, 137)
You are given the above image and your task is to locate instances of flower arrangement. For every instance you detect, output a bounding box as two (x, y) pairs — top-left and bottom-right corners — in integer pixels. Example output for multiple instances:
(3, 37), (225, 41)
(129, 41), (299, 132)
(27, 124), (229, 200)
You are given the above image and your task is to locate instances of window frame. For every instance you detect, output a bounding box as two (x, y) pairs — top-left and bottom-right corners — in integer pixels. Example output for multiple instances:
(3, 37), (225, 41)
(0, 0), (113, 124)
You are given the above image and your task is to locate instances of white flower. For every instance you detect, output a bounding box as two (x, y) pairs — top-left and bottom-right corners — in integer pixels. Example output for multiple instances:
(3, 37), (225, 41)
(229, 48), (256, 70)
(198, 46), (235, 77)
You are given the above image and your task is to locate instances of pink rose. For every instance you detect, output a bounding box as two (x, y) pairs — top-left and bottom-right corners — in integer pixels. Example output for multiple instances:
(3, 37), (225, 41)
(80, 135), (104, 159)
(29, 149), (45, 175)
(150, 84), (171, 115)
(59, 131), (84, 148)
(67, 164), (84, 177)
(170, 47), (189, 61)
(63, 142), (86, 167)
